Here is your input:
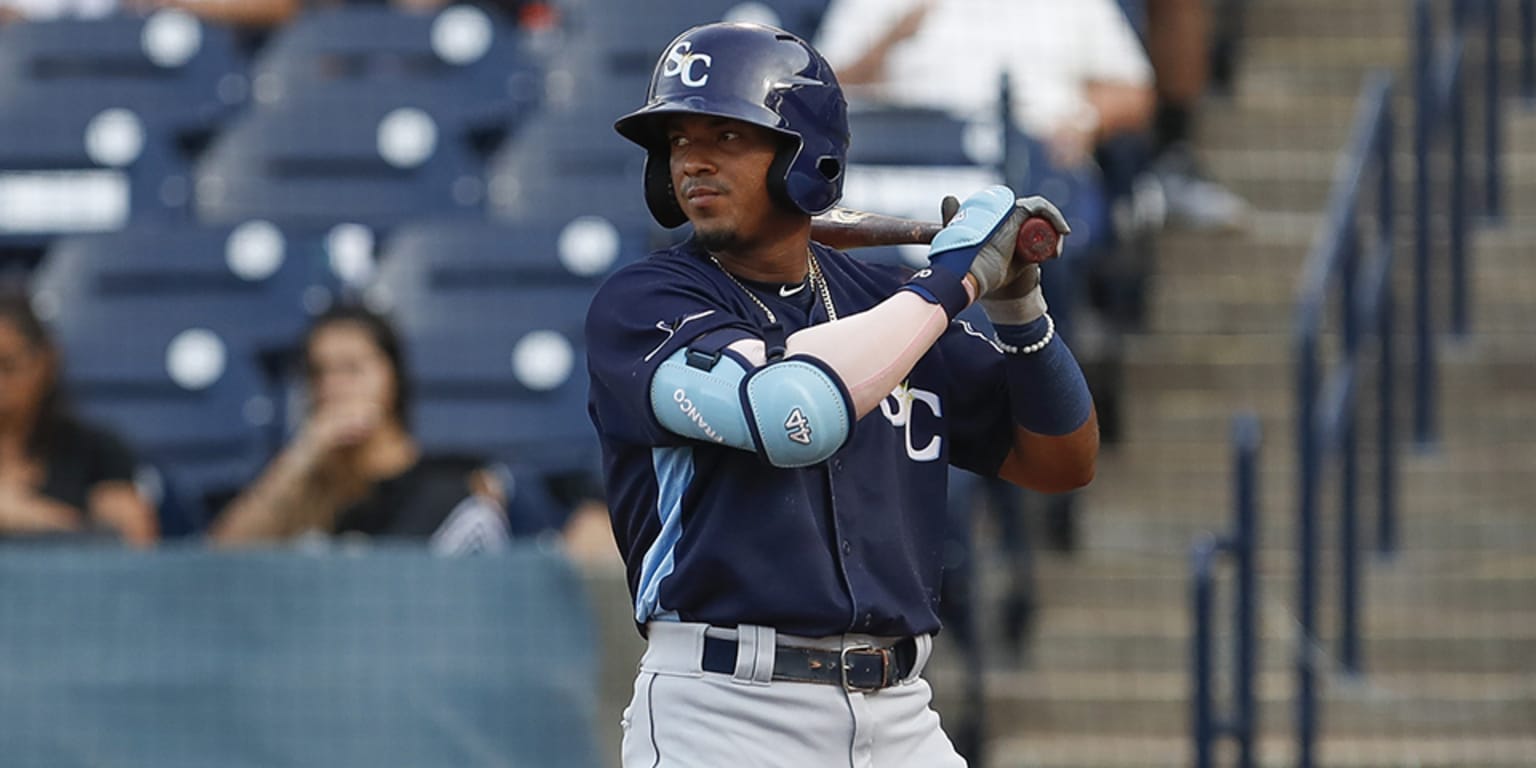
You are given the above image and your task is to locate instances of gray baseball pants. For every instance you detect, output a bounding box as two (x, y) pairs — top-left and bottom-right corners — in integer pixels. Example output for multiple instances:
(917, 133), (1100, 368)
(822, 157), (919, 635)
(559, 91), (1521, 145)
(621, 621), (968, 767)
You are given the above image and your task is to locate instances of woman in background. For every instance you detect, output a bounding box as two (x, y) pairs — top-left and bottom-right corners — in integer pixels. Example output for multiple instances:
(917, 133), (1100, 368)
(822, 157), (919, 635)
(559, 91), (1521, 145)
(209, 303), (561, 550)
(0, 291), (157, 547)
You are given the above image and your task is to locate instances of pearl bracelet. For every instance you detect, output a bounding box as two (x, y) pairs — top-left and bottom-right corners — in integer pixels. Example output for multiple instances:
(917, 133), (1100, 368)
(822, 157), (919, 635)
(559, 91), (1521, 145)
(993, 313), (1055, 355)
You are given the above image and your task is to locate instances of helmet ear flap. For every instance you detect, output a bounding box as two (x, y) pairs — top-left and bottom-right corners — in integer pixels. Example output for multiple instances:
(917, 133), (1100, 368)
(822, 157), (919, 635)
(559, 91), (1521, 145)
(764, 137), (798, 215)
(643, 149), (688, 229)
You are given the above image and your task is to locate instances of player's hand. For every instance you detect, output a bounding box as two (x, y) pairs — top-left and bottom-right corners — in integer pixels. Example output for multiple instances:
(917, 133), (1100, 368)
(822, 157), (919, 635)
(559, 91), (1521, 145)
(924, 185), (1024, 297)
(985, 195), (1069, 298)
(1015, 195), (1070, 253)
(974, 196), (1067, 325)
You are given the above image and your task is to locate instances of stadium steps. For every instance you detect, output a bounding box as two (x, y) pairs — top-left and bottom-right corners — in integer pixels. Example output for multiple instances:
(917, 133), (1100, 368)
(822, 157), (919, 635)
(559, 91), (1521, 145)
(990, 734), (1536, 768)
(960, 0), (1536, 765)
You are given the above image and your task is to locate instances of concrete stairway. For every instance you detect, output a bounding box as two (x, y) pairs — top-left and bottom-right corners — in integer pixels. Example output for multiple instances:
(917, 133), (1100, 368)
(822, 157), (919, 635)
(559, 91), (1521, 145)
(940, 1), (1536, 766)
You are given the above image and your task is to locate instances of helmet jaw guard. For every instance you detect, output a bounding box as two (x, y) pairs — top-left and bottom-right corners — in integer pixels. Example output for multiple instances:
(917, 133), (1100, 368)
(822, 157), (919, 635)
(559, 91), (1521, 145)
(614, 23), (849, 229)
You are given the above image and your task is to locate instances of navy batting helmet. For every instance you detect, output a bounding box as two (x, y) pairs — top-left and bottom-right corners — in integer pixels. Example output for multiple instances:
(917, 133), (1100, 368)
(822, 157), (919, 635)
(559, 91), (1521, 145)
(614, 22), (849, 228)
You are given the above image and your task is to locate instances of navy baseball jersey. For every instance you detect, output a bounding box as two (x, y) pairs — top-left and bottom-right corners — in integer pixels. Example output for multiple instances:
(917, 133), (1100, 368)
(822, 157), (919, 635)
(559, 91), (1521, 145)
(585, 238), (1016, 638)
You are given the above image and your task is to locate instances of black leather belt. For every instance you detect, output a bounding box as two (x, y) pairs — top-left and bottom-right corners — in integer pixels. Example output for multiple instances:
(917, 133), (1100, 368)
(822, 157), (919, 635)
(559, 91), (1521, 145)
(701, 635), (918, 692)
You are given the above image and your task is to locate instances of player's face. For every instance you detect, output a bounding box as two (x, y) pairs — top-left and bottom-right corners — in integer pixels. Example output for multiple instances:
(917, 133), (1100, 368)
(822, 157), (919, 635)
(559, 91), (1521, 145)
(305, 321), (397, 419)
(0, 320), (51, 423)
(666, 115), (787, 251)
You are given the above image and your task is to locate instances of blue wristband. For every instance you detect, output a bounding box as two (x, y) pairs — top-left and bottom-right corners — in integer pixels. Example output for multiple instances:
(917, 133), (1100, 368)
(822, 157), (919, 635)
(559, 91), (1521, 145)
(899, 265), (971, 319)
(995, 318), (1092, 436)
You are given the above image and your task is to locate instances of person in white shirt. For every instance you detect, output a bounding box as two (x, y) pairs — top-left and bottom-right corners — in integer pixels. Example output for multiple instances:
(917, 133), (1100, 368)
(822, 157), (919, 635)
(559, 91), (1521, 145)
(815, 0), (1154, 170)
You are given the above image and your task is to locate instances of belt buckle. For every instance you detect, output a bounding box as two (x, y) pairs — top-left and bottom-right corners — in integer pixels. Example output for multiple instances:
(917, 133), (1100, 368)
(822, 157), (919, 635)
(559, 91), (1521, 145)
(838, 644), (891, 693)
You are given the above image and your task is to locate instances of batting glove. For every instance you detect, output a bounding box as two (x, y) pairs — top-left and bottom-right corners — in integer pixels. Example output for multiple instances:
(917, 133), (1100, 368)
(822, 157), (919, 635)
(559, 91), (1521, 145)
(978, 196), (1068, 326)
(899, 185), (1018, 318)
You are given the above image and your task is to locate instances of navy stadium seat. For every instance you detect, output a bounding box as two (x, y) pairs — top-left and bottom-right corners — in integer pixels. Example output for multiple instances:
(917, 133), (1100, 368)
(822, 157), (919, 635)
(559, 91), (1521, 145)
(368, 220), (605, 481)
(0, 12), (248, 247)
(194, 90), (489, 230)
(846, 106), (991, 167)
(249, 4), (542, 138)
(403, 317), (597, 483)
(55, 320), (274, 534)
(32, 224), (344, 364)
(369, 216), (646, 311)
(486, 102), (652, 226)
(0, 11), (247, 124)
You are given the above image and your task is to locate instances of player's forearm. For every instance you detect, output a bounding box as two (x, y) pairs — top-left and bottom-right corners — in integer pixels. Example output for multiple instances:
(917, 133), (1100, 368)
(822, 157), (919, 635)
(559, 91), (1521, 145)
(784, 290), (953, 418)
(1000, 420), (1099, 493)
(988, 316), (1098, 492)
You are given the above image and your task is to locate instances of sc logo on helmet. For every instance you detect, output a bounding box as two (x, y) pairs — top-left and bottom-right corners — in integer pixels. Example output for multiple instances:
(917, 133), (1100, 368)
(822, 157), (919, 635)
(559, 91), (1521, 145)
(663, 41), (712, 87)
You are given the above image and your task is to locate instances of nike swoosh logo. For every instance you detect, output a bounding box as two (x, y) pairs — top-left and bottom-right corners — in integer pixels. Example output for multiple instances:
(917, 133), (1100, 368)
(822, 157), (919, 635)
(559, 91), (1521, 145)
(779, 282), (807, 297)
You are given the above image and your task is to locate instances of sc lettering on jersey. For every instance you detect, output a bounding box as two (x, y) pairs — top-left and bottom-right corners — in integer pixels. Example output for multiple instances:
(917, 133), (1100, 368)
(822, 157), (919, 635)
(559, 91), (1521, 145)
(663, 41), (712, 87)
(879, 384), (942, 462)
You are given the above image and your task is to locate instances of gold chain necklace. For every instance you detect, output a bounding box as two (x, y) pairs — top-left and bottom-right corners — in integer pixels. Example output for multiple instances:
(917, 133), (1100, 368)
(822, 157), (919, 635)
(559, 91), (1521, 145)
(711, 248), (839, 325)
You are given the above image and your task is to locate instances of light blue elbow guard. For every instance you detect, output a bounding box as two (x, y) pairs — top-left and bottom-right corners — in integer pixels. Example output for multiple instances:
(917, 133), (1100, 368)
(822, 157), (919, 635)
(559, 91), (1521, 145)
(650, 349), (756, 450)
(742, 357), (852, 468)
(649, 348), (851, 467)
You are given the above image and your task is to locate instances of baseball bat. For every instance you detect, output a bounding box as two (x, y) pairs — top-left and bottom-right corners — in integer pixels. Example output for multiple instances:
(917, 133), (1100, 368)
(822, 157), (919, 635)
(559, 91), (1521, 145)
(810, 203), (1061, 263)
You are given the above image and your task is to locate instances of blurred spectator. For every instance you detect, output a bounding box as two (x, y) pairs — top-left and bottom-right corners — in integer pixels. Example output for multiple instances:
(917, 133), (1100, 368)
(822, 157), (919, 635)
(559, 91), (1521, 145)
(816, 0), (1154, 174)
(208, 304), (562, 552)
(1143, 0), (1250, 230)
(0, 290), (157, 547)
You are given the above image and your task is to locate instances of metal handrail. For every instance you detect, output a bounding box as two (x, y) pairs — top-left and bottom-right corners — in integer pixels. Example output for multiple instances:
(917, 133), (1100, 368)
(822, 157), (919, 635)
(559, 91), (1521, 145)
(1191, 413), (1261, 768)
(1412, 0), (1508, 443)
(1523, 0), (1535, 103)
(1293, 71), (1397, 768)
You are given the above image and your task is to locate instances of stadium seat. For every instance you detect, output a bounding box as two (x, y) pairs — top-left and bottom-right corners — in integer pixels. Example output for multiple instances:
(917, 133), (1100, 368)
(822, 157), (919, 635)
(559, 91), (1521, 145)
(56, 320), (275, 534)
(32, 223), (344, 366)
(846, 106), (992, 167)
(194, 89), (489, 230)
(485, 102), (652, 226)
(402, 317), (597, 484)
(249, 4), (542, 139)
(0, 96), (185, 248)
(361, 221), (605, 482)
(0, 12), (248, 247)
(0, 11), (246, 121)
(369, 216), (646, 312)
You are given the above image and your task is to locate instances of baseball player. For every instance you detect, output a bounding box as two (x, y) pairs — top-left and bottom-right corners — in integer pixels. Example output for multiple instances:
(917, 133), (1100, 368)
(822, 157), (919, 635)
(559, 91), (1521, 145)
(585, 22), (1098, 767)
